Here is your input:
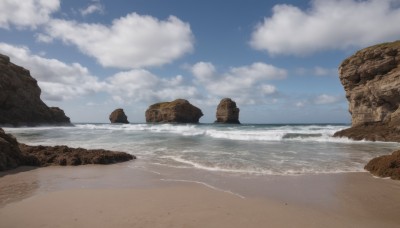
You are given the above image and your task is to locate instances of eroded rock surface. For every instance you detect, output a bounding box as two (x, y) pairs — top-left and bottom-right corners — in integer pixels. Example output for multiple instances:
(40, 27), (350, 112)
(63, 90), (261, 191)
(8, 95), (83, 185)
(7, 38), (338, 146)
(145, 99), (203, 123)
(215, 98), (240, 124)
(334, 41), (400, 142)
(365, 150), (400, 180)
(0, 54), (70, 126)
(0, 128), (135, 171)
(109, 108), (129, 124)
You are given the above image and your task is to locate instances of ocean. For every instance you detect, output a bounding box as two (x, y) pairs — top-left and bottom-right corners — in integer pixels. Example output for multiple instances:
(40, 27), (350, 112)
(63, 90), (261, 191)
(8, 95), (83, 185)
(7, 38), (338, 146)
(4, 123), (399, 176)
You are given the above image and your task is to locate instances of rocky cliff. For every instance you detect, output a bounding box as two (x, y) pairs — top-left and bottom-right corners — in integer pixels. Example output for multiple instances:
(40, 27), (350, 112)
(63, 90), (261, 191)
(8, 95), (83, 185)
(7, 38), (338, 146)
(0, 128), (135, 171)
(334, 41), (400, 142)
(0, 54), (70, 126)
(109, 108), (129, 123)
(145, 99), (203, 123)
(215, 98), (240, 124)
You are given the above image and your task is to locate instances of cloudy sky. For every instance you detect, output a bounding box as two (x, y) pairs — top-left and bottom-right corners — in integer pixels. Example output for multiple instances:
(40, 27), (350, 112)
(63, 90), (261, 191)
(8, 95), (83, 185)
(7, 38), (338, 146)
(1, 0), (400, 123)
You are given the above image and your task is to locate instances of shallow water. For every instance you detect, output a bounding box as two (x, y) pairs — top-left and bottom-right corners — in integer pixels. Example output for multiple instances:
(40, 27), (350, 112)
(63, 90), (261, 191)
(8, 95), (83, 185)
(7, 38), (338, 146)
(4, 123), (399, 176)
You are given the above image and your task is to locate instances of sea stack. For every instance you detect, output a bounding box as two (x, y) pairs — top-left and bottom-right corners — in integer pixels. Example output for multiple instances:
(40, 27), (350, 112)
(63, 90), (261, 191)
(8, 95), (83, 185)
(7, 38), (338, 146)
(334, 41), (400, 142)
(0, 54), (70, 126)
(109, 108), (129, 124)
(215, 98), (240, 124)
(145, 99), (203, 123)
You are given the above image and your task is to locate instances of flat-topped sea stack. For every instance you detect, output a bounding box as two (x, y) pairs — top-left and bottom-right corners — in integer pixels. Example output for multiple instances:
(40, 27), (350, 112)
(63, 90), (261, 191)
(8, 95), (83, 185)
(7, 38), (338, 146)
(109, 108), (129, 123)
(0, 54), (70, 126)
(334, 41), (400, 142)
(145, 99), (203, 123)
(215, 98), (240, 124)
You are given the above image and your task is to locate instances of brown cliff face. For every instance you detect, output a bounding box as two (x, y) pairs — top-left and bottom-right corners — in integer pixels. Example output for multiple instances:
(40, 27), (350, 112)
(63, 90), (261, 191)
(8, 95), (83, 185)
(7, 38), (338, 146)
(0, 54), (70, 126)
(145, 99), (203, 123)
(334, 41), (400, 142)
(215, 98), (240, 124)
(109, 108), (129, 123)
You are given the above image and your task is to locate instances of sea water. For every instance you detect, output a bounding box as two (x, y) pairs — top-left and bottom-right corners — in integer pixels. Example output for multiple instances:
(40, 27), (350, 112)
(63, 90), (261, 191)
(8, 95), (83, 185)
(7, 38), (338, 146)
(4, 123), (399, 176)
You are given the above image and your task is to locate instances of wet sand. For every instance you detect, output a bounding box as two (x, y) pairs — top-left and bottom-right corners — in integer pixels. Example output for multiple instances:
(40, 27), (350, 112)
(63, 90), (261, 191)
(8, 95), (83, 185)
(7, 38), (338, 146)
(1, 164), (400, 228)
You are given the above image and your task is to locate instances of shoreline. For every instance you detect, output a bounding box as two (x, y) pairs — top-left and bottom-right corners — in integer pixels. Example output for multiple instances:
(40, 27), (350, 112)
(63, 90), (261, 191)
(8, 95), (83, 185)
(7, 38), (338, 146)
(1, 165), (400, 227)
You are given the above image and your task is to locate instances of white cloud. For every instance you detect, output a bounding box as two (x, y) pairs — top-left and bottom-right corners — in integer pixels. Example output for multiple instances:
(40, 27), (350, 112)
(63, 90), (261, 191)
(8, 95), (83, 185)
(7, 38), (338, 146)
(44, 13), (194, 69)
(80, 1), (104, 16)
(191, 62), (286, 104)
(250, 0), (400, 55)
(0, 43), (104, 101)
(0, 0), (60, 29)
(313, 94), (341, 105)
(295, 66), (337, 77)
(105, 69), (200, 104)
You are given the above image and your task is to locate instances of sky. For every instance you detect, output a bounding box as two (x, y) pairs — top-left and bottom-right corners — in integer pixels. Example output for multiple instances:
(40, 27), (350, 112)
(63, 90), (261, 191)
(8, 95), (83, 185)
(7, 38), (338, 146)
(1, 0), (400, 124)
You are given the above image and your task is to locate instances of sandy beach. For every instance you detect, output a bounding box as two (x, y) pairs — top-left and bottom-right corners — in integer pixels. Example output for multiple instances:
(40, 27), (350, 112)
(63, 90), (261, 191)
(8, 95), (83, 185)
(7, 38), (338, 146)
(1, 163), (400, 228)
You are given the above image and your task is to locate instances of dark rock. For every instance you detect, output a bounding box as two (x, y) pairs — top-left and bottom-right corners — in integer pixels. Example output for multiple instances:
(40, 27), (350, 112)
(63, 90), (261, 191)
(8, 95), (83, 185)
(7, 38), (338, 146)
(0, 53), (70, 126)
(334, 41), (400, 142)
(365, 150), (400, 180)
(0, 128), (25, 171)
(215, 98), (240, 124)
(145, 99), (203, 123)
(19, 144), (135, 166)
(109, 108), (129, 124)
(0, 128), (135, 171)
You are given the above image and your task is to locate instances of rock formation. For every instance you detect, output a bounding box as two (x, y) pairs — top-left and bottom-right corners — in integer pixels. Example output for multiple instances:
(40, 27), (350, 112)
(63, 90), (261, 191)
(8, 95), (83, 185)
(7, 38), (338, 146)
(0, 128), (135, 171)
(365, 150), (400, 180)
(145, 99), (203, 123)
(0, 54), (70, 126)
(333, 41), (400, 142)
(109, 108), (129, 124)
(215, 98), (240, 124)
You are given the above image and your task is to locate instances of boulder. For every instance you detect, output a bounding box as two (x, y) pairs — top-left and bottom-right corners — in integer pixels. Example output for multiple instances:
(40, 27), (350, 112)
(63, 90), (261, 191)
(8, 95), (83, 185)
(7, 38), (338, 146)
(0, 128), (25, 171)
(215, 98), (240, 124)
(0, 53), (70, 126)
(0, 128), (135, 171)
(145, 99), (203, 123)
(109, 108), (129, 124)
(333, 41), (400, 142)
(365, 150), (400, 180)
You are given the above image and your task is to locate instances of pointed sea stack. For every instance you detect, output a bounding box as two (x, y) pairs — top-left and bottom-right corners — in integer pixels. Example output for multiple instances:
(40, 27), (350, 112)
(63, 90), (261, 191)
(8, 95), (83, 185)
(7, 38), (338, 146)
(109, 108), (129, 123)
(145, 99), (203, 123)
(0, 53), (70, 126)
(215, 98), (240, 124)
(333, 40), (400, 142)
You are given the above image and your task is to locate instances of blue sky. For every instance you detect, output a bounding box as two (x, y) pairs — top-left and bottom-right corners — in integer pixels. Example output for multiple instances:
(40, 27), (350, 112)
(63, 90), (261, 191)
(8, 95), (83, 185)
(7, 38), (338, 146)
(1, 0), (400, 123)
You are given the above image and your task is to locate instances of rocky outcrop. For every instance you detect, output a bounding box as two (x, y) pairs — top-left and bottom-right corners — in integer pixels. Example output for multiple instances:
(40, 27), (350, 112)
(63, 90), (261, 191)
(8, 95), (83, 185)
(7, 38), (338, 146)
(0, 128), (25, 171)
(334, 41), (400, 142)
(0, 54), (70, 126)
(109, 108), (129, 124)
(19, 144), (135, 166)
(145, 99), (203, 123)
(0, 128), (135, 171)
(365, 150), (400, 180)
(215, 98), (240, 124)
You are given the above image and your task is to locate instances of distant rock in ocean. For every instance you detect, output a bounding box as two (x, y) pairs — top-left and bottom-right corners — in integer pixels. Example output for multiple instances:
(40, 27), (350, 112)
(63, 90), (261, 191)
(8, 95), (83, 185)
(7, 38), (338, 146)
(0, 53), (70, 126)
(215, 98), (240, 124)
(0, 128), (135, 171)
(145, 99), (203, 123)
(109, 108), (129, 124)
(334, 41), (400, 142)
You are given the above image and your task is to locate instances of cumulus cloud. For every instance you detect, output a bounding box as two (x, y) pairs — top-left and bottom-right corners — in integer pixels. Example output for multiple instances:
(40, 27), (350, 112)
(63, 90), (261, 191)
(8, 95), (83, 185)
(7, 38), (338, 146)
(44, 13), (194, 69)
(80, 1), (104, 16)
(105, 69), (200, 104)
(0, 43), (104, 101)
(250, 0), (400, 55)
(191, 62), (286, 104)
(0, 0), (60, 29)
(313, 94), (342, 105)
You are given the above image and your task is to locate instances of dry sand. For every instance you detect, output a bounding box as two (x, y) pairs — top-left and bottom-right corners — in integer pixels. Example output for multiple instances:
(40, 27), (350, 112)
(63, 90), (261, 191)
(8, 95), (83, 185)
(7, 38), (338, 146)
(1, 164), (400, 228)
